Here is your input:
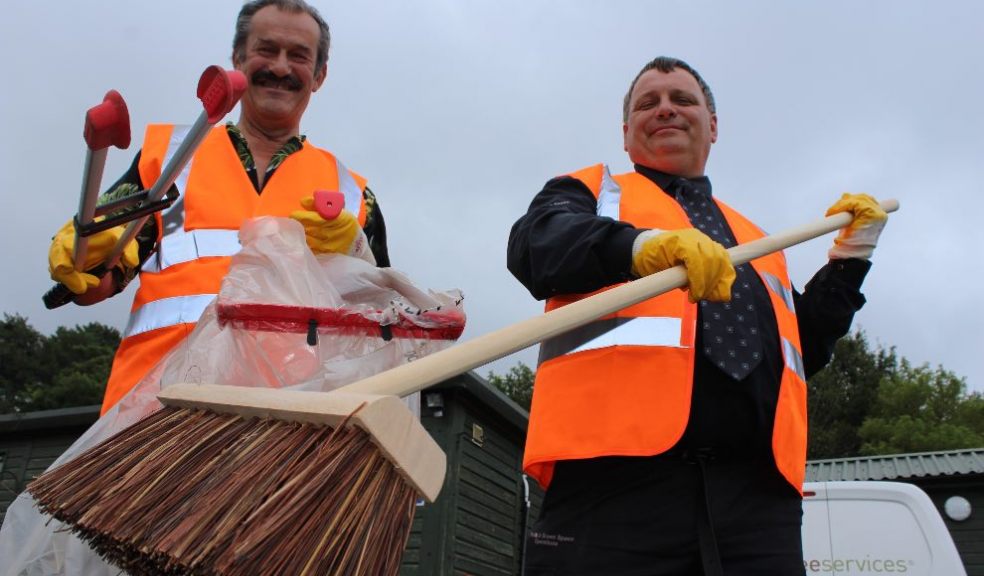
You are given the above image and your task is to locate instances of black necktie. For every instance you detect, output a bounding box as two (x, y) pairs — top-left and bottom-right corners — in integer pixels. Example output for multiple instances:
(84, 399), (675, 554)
(673, 179), (762, 381)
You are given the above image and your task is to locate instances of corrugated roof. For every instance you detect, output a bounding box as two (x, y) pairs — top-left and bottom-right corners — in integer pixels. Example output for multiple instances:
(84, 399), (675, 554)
(806, 448), (984, 482)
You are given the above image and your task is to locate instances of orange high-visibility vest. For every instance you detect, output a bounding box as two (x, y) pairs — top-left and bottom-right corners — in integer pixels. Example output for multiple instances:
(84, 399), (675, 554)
(523, 164), (808, 492)
(100, 124), (368, 414)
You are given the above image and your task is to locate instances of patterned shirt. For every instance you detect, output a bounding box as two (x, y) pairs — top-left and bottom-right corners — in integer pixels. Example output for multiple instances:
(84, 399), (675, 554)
(226, 123), (304, 189)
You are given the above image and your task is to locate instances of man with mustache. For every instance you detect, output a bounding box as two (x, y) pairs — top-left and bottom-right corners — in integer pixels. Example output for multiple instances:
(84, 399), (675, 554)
(508, 56), (888, 575)
(46, 0), (389, 414)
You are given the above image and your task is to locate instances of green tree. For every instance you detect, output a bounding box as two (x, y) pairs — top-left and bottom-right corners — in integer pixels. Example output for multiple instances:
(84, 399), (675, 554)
(487, 362), (535, 411)
(0, 314), (47, 411)
(807, 331), (897, 459)
(28, 371), (108, 412)
(955, 394), (984, 437)
(858, 361), (984, 455)
(0, 316), (120, 413)
(24, 323), (121, 410)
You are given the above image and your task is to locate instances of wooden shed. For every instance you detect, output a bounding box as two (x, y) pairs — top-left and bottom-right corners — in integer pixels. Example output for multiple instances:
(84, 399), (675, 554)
(403, 371), (543, 575)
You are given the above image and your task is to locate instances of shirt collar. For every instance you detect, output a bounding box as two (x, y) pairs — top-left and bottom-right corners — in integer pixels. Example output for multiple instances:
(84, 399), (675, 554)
(224, 122), (306, 171)
(634, 164), (713, 198)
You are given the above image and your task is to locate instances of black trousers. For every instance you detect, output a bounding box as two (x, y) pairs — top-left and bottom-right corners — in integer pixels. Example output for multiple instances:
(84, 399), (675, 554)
(523, 454), (805, 576)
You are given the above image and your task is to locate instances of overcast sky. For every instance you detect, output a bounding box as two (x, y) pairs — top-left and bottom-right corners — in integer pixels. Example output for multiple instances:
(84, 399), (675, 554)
(1, 1), (981, 394)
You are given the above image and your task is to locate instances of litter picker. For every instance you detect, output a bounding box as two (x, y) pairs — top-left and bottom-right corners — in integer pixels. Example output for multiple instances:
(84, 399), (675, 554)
(43, 65), (247, 309)
(29, 199), (899, 575)
(42, 90), (131, 309)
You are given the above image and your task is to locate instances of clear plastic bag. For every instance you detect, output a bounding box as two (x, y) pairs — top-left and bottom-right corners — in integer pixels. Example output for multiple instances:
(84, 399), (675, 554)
(0, 216), (465, 575)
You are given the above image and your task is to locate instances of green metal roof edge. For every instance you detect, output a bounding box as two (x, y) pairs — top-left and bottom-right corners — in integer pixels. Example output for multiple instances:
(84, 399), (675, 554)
(0, 404), (101, 433)
(806, 447), (984, 482)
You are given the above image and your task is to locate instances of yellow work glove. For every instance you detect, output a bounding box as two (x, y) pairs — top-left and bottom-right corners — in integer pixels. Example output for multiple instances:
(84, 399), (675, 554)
(48, 219), (140, 294)
(825, 193), (887, 260)
(631, 228), (736, 302)
(290, 196), (376, 264)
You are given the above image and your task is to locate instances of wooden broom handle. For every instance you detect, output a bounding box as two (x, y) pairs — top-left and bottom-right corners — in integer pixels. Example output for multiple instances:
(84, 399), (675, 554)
(339, 199), (899, 398)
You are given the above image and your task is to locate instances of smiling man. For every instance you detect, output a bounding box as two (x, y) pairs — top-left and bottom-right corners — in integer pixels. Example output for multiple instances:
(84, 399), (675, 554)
(508, 57), (889, 575)
(232, 1), (326, 184)
(45, 0), (391, 415)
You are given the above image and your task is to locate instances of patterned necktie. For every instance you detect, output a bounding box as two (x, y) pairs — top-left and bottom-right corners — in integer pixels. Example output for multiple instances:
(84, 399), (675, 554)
(673, 179), (762, 381)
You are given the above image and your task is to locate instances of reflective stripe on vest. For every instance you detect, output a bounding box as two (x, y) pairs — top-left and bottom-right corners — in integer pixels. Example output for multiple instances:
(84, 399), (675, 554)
(124, 294), (216, 338)
(762, 272), (795, 312)
(597, 165), (622, 219)
(782, 336), (807, 382)
(538, 316), (684, 364)
(336, 158), (364, 222)
(142, 229), (242, 273)
(165, 125), (194, 196)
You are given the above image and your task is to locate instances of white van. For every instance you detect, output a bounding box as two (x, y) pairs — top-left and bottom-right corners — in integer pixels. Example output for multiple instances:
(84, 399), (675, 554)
(802, 481), (966, 576)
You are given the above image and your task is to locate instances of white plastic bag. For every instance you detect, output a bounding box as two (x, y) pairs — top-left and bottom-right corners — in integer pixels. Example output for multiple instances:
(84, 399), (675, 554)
(162, 216), (464, 408)
(0, 217), (465, 575)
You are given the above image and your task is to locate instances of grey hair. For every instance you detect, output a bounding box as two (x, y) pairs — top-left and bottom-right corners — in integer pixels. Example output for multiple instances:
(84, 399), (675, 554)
(622, 56), (716, 121)
(232, 0), (331, 72)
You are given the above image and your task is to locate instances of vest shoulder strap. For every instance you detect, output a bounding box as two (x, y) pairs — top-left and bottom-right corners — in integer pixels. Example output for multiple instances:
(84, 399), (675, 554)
(568, 164), (606, 196)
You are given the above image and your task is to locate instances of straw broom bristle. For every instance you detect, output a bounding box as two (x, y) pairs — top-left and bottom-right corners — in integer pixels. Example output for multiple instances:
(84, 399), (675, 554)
(28, 405), (418, 576)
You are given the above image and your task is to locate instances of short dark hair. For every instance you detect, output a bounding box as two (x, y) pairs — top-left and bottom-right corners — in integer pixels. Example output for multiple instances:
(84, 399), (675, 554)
(622, 56), (716, 121)
(232, 0), (331, 72)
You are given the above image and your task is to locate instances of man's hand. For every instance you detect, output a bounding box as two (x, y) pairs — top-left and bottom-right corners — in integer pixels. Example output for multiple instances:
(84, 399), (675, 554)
(290, 196), (376, 264)
(631, 228), (735, 302)
(825, 193), (887, 260)
(48, 219), (139, 295)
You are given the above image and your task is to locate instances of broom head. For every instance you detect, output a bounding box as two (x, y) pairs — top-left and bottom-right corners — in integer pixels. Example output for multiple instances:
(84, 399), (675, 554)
(157, 383), (446, 501)
(28, 383), (445, 575)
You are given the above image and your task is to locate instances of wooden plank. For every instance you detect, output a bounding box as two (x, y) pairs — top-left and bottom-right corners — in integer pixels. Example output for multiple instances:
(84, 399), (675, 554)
(458, 443), (518, 496)
(453, 539), (513, 575)
(459, 445), (519, 492)
(455, 524), (514, 557)
(456, 508), (516, 544)
(459, 456), (518, 503)
(457, 483), (513, 529)
(458, 473), (514, 514)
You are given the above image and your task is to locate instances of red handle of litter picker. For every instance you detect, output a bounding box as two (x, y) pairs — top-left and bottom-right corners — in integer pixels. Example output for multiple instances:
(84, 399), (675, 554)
(198, 66), (247, 124)
(44, 91), (133, 309)
(313, 190), (345, 220)
(83, 90), (130, 151)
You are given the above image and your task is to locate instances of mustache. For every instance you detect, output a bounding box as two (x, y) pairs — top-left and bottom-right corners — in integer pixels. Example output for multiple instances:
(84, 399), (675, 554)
(251, 69), (303, 91)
